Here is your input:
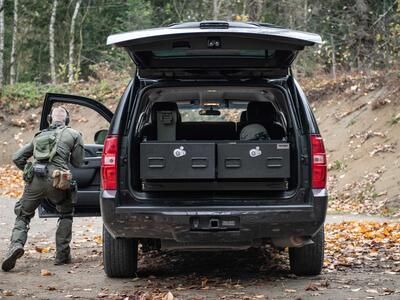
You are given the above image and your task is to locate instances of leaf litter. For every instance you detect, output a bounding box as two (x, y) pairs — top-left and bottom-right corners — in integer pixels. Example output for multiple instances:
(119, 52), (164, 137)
(0, 156), (399, 299)
(0, 164), (24, 198)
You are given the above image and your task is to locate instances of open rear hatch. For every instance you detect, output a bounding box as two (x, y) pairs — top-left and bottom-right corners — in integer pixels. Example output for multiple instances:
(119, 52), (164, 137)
(107, 21), (321, 79)
(133, 85), (297, 192)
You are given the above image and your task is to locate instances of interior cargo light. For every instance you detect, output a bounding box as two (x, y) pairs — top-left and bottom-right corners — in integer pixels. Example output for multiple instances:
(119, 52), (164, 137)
(101, 135), (118, 190)
(310, 134), (327, 189)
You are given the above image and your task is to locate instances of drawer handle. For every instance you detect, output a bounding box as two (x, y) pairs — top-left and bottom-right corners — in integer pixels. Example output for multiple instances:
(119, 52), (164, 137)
(192, 157), (208, 168)
(225, 158), (241, 168)
(148, 157), (165, 168)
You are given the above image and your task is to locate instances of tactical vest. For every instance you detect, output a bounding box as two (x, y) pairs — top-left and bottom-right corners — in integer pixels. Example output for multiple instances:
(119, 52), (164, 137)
(32, 126), (67, 162)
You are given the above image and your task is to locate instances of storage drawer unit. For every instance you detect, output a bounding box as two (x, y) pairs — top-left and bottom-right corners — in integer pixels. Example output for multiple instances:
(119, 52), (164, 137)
(140, 142), (215, 180)
(217, 142), (290, 179)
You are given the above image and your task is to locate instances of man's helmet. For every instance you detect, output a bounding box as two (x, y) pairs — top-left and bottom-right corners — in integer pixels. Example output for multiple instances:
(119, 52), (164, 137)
(240, 124), (269, 140)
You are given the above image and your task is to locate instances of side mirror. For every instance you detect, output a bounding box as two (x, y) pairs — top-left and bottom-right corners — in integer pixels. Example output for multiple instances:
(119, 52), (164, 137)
(94, 129), (108, 145)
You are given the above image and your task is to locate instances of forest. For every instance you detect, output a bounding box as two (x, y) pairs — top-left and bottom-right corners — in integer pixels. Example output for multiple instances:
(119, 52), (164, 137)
(0, 0), (399, 87)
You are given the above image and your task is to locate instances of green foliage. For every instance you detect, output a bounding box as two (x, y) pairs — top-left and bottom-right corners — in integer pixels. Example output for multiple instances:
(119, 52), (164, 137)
(0, 82), (67, 110)
(331, 160), (345, 171)
(0, 0), (399, 83)
(389, 113), (400, 125)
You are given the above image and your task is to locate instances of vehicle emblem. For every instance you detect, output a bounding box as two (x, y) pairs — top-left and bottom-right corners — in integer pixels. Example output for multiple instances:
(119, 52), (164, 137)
(173, 146), (187, 158)
(249, 146), (262, 157)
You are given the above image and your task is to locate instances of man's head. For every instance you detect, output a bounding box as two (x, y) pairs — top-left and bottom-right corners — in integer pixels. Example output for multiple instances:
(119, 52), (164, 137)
(48, 107), (70, 125)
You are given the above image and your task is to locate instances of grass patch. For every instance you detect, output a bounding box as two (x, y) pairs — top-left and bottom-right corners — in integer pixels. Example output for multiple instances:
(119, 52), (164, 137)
(389, 113), (400, 125)
(0, 82), (67, 111)
(331, 160), (345, 171)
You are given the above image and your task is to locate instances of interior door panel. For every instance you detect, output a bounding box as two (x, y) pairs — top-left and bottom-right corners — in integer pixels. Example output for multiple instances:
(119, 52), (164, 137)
(38, 93), (112, 218)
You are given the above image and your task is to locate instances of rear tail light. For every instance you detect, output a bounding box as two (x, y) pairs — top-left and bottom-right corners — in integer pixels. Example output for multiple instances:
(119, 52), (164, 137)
(101, 135), (118, 190)
(310, 134), (327, 189)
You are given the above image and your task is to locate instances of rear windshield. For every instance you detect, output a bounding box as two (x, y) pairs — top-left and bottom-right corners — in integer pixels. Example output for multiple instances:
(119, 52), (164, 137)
(177, 100), (247, 122)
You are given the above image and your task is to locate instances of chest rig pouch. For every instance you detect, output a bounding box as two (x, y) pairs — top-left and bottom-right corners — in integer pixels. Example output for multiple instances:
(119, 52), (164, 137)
(33, 163), (48, 177)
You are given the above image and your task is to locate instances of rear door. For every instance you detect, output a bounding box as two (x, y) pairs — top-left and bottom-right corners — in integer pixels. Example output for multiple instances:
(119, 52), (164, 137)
(38, 93), (113, 217)
(107, 21), (321, 78)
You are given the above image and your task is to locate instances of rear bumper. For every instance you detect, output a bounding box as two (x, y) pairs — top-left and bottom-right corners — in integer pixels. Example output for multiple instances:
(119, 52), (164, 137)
(100, 189), (328, 248)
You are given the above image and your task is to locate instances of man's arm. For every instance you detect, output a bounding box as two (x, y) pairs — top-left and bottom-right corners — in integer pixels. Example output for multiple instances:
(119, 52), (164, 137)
(12, 143), (34, 170)
(70, 133), (84, 168)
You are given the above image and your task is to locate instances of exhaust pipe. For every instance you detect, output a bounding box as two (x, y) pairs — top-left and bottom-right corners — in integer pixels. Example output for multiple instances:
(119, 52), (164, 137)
(272, 236), (314, 248)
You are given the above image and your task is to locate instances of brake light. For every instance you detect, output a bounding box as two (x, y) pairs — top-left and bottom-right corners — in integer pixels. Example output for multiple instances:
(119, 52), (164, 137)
(101, 135), (118, 190)
(310, 134), (327, 189)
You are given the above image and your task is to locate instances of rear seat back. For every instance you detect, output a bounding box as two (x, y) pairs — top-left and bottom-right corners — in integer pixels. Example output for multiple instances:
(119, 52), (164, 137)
(178, 122), (236, 140)
(240, 101), (286, 140)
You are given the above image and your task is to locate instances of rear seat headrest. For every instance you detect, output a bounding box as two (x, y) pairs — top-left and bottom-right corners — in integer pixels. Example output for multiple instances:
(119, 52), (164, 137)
(151, 102), (181, 123)
(239, 111), (247, 123)
(246, 101), (276, 125)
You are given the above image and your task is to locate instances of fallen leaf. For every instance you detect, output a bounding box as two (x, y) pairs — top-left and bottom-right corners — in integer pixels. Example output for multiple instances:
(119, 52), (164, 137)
(285, 289), (297, 293)
(366, 289), (379, 294)
(162, 291), (174, 300)
(35, 246), (51, 253)
(97, 292), (108, 298)
(201, 277), (208, 288)
(2, 290), (14, 296)
(305, 283), (319, 291)
(41, 269), (52, 276)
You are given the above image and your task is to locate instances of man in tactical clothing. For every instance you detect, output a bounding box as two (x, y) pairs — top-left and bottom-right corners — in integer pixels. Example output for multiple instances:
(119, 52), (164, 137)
(1, 107), (84, 272)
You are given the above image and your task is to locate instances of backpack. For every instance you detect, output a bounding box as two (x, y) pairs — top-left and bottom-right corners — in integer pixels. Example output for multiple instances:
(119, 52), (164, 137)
(33, 126), (67, 162)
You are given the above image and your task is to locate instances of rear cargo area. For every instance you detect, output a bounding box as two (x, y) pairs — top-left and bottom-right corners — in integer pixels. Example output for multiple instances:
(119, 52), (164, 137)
(131, 85), (299, 193)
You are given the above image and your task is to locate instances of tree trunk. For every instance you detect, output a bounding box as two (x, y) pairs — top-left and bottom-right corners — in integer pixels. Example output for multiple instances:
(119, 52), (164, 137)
(49, 0), (58, 84)
(331, 34), (336, 80)
(0, 0), (4, 87)
(212, 0), (222, 20)
(247, 0), (264, 21)
(10, 0), (18, 85)
(68, 0), (81, 84)
(77, 1), (90, 77)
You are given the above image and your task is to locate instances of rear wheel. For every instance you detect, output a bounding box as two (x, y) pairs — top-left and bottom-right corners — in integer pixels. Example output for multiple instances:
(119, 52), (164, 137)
(103, 225), (138, 278)
(289, 227), (324, 276)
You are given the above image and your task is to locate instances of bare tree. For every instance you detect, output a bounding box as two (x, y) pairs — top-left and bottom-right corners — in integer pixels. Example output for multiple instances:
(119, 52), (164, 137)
(0, 0), (4, 87)
(212, 0), (223, 20)
(172, 0), (187, 22)
(68, 0), (81, 83)
(77, 1), (90, 76)
(49, 0), (58, 84)
(10, 0), (18, 85)
(247, 0), (264, 21)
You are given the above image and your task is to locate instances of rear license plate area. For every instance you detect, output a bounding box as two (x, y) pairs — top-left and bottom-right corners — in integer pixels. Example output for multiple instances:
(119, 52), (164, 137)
(190, 216), (240, 231)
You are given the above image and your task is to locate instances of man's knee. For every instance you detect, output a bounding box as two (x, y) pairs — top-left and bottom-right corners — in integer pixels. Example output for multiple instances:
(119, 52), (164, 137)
(14, 199), (36, 219)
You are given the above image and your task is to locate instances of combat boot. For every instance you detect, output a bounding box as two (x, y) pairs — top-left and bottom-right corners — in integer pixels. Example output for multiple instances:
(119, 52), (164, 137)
(54, 253), (72, 265)
(1, 243), (24, 272)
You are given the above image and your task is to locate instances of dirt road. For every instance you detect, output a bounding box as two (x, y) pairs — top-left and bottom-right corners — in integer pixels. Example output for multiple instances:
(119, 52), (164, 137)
(0, 197), (399, 300)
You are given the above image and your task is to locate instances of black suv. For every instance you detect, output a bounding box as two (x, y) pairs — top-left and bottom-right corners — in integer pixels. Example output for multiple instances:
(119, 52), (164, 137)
(39, 21), (327, 278)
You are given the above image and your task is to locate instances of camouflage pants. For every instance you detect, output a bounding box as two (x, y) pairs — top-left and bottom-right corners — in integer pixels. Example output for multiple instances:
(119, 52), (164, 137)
(11, 174), (73, 260)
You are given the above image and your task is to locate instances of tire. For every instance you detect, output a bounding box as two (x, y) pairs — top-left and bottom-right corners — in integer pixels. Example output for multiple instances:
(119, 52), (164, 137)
(103, 225), (138, 278)
(289, 227), (324, 276)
